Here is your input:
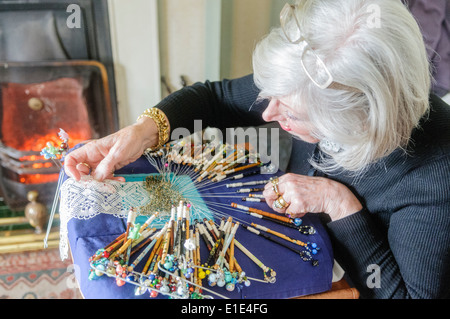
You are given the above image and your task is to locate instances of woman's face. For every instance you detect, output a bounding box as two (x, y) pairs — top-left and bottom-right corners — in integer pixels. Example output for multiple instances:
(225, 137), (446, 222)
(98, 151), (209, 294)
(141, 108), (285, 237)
(262, 98), (319, 144)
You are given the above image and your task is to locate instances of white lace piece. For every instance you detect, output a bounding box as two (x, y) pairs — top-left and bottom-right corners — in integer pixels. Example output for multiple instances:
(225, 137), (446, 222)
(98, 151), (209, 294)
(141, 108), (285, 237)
(58, 174), (214, 260)
(58, 175), (152, 260)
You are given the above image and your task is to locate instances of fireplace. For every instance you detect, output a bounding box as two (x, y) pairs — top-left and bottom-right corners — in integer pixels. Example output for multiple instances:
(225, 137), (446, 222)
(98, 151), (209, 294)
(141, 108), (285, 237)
(0, 0), (118, 211)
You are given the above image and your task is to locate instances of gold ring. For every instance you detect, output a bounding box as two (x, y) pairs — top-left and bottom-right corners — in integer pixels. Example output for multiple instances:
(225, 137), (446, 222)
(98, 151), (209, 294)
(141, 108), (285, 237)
(277, 195), (289, 208)
(79, 162), (91, 169)
(270, 176), (279, 185)
(272, 184), (280, 196)
(273, 200), (281, 209)
(273, 195), (289, 209)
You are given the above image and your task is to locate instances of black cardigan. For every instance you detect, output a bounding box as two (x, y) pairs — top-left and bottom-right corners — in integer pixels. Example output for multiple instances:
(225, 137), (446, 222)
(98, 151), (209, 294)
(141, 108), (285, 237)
(155, 74), (450, 299)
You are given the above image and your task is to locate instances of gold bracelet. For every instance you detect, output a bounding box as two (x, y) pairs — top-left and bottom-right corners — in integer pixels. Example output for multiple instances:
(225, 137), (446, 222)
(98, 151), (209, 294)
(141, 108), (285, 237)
(137, 108), (170, 151)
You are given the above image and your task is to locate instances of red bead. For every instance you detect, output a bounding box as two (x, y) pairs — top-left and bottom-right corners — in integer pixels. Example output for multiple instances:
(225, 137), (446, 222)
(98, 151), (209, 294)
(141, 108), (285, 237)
(116, 279), (125, 287)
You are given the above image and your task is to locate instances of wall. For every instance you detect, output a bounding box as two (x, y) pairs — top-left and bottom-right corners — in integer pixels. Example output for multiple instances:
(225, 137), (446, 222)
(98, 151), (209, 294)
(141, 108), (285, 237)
(108, 0), (161, 128)
(158, 0), (208, 94)
(107, 0), (285, 126)
(158, 0), (284, 94)
(221, 0), (284, 80)
(107, 0), (290, 168)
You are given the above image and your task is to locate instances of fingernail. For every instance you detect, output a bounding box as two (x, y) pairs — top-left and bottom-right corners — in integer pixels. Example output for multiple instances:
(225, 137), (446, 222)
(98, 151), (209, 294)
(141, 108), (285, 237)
(93, 171), (105, 181)
(93, 166), (104, 181)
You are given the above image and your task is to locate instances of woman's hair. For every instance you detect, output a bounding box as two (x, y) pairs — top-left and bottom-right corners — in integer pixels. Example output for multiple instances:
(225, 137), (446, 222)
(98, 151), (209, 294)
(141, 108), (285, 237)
(253, 0), (431, 173)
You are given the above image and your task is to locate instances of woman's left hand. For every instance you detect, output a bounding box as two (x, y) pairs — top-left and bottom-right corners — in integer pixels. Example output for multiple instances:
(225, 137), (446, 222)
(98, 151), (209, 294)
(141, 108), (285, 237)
(263, 173), (363, 222)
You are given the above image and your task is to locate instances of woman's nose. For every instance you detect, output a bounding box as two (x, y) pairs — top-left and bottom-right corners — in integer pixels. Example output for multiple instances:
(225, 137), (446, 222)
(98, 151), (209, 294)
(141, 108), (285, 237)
(262, 99), (284, 122)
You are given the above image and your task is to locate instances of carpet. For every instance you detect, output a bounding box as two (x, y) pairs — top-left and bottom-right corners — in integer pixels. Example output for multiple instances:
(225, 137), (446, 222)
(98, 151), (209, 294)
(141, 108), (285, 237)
(0, 248), (83, 299)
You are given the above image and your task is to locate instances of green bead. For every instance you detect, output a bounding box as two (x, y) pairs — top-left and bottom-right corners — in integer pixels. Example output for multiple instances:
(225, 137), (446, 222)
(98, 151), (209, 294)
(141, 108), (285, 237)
(164, 260), (173, 270)
(88, 271), (97, 280)
(225, 273), (232, 283)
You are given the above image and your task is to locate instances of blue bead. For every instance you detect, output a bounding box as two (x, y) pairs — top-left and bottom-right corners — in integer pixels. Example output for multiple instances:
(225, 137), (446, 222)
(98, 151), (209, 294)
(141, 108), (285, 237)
(312, 249), (318, 255)
(311, 242), (317, 248)
(294, 218), (303, 226)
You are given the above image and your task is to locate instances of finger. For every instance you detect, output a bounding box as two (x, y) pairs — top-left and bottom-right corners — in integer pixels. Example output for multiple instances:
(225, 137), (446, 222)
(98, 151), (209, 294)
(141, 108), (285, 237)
(282, 192), (311, 218)
(108, 176), (126, 182)
(103, 167), (126, 182)
(267, 183), (282, 198)
(265, 178), (276, 190)
(264, 178), (288, 213)
(263, 187), (278, 200)
(271, 204), (287, 214)
(93, 150), (121, 181)
(64, 152), (86, 181)
(286, 208), (306, 219)
(76, 162), (91, 176)
(265, 175), (277, 190)
(268, 195), (288, 214)
(64, 143), (100, 181)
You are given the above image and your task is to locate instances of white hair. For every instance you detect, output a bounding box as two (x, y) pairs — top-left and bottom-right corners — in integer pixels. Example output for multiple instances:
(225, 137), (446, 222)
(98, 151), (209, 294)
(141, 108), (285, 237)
(253, 0), (431, 173)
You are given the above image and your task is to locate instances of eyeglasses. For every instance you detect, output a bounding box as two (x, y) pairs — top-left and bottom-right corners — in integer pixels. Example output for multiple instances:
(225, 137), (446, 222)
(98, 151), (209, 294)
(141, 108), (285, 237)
(280, 3), (360, 92)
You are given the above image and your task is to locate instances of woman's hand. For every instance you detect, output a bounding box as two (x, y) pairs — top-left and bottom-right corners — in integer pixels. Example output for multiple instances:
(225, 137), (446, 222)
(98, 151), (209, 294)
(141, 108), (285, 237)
(64, 118), (160, 182)
(263, 173), (363, 222)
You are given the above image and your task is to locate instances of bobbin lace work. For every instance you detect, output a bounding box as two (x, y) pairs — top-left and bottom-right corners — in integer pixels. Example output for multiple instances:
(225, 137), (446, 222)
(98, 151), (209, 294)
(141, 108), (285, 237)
(59, 176), (151, 260)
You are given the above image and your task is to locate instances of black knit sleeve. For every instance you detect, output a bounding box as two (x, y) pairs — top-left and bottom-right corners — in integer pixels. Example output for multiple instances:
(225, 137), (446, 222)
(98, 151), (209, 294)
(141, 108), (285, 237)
(154, 74), (268, 134)
(327, 155), (450, 299)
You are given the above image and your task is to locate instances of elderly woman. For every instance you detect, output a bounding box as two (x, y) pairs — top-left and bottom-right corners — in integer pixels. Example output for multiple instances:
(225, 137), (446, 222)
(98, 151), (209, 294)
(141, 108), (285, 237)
(65, 0), (450, 299)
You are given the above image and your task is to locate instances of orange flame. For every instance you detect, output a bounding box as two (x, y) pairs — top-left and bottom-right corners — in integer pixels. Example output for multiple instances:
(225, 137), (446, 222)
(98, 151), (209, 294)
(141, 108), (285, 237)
(19, 173), (60, 184)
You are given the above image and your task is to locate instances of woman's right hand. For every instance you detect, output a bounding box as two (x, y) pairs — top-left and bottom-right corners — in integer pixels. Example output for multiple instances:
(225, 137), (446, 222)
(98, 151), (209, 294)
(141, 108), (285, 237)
(64, 117), (160, 182)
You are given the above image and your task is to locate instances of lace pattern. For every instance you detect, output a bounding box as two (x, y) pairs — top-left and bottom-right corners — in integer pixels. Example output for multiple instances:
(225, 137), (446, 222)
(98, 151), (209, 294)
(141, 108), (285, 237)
(58, 176), (151, 260)
(58, 174), (213, 260)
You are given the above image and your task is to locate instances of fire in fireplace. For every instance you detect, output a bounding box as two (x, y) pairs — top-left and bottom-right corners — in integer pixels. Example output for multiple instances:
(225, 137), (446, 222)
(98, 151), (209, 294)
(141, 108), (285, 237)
(0, 61), (115, 210)
(0, 0), (118, 211)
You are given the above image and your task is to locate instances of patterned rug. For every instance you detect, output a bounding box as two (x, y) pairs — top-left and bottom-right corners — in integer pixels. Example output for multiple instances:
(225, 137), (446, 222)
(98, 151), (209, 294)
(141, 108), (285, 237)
(0, 248), (83, 299)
